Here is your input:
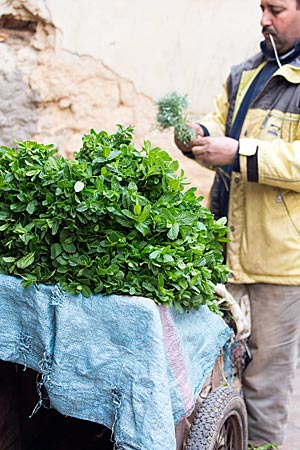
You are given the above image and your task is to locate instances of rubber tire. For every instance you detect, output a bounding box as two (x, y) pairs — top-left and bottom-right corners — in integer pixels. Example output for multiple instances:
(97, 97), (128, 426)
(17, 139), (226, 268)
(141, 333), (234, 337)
(184, 386), (248, 450)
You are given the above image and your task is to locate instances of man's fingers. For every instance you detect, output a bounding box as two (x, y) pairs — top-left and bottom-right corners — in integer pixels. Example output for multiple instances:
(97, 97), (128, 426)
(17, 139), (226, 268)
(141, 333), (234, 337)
(190, 136), (206, 148)
(186, 122), (202, 132)
(192, 141), (207, 154)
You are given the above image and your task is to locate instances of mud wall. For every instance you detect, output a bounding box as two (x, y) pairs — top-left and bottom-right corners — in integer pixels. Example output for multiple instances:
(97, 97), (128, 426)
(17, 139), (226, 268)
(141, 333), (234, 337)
(0, 0), (260, 200)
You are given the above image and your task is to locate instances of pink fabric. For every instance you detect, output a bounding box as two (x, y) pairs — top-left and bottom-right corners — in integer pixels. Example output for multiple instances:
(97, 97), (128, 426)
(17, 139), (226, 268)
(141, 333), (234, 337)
(159, 306), (194, 418)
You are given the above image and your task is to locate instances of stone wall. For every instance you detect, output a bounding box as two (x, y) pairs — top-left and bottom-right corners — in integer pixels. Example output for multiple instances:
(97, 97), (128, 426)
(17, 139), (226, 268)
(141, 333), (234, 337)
(0, 0), (260, 201)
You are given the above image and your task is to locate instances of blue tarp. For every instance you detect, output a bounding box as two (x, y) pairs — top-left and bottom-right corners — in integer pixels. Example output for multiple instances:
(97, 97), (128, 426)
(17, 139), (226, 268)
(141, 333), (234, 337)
(0, 273), (233, 450)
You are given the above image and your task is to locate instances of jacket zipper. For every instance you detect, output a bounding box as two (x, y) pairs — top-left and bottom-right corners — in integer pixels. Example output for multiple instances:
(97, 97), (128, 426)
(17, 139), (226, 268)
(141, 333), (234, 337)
(262, 112), (299, 129)
(278, 190), (300, 237)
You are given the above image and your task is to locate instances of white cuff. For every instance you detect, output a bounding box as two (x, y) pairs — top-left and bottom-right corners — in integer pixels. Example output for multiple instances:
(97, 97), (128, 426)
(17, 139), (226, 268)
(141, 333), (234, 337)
(239, 138), (258, 156)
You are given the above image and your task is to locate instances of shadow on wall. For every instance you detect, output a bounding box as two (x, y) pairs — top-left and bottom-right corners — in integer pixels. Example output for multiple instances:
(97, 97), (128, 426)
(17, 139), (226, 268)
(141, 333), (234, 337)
(0, 68), (39, 147)
(0, 12), (40, 147)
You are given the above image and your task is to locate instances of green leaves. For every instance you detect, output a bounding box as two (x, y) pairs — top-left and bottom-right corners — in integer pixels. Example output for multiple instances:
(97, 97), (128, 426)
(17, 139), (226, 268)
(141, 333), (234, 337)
(51, 243), (62, 259)
(247, 444), (278, 450)
(0, 126), (229, 312)
(167, 223), (179, 240)
(16, 252), (35, 269)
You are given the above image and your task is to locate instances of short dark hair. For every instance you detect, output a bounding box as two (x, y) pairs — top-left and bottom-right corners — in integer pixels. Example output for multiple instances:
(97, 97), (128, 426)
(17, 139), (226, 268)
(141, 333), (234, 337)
(297, 0), (300, 9)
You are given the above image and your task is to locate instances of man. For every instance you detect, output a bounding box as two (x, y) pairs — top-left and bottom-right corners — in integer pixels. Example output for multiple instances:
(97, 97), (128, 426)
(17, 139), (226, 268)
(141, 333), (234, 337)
(175, 0), (300, 447)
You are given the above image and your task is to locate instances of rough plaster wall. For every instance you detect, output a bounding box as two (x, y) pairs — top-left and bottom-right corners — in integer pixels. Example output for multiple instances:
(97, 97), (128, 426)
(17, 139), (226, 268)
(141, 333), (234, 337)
(0, 0), (43, 145)
(0, 67), (38, 144)
(0, 0), (214, 200)
(46, 0), (261, 115)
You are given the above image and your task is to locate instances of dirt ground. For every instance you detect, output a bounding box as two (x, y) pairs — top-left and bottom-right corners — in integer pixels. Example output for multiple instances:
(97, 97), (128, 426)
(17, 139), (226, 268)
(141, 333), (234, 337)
(282, 362), (300, 449)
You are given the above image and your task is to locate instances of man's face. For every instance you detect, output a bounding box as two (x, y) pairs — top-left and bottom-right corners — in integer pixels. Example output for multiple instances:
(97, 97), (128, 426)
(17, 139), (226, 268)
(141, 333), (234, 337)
(260, 0), (300, 53)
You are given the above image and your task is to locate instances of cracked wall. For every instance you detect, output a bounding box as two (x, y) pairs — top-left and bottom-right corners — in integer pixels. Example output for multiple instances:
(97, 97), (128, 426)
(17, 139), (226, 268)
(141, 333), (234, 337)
(0, 0), (166, 156)
(0, 0), (259, 198)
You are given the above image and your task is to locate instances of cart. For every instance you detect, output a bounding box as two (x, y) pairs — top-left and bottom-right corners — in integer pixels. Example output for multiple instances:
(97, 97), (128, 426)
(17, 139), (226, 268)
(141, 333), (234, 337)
(0, 274), (250, 450)
(176, 283), (251, 450)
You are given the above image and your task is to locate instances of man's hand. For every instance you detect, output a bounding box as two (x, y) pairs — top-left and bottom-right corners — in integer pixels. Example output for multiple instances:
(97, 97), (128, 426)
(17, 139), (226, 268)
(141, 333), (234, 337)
(174, 123), (204, 152)
(191, 136), (238, 167)
(174, 124), (238, 168)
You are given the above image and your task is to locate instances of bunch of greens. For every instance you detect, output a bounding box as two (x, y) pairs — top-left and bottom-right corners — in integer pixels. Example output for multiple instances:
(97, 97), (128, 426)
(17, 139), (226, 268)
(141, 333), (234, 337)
(155, 91), (196, 144)
(247, 444), (278, 450)
(0, 125), (229, 313)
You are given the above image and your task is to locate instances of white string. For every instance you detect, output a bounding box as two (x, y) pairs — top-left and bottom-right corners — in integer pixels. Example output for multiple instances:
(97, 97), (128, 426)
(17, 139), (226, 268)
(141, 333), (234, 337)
(269, 34), (282, 68)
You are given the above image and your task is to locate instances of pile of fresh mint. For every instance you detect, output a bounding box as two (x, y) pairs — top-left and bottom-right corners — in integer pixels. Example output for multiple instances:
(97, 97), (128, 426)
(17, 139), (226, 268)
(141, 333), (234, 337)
(0, 125), (229, 313)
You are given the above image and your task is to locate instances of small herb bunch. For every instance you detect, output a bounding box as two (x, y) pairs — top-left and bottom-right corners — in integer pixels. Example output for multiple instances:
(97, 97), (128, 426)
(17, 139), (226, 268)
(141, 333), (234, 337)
(155, 91), (196, 144)
(0, 125), (229, 313)
(248, 444), (278, 450)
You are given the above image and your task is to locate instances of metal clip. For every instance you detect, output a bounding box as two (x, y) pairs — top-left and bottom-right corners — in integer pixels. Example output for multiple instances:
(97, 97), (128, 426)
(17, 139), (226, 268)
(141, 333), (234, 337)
(276, 191), (282, 203)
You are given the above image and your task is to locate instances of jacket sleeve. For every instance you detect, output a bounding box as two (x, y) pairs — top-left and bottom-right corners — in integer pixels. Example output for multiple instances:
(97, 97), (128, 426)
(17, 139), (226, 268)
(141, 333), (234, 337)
(199, 82), (229, 137)
(239, 137), (300, 192)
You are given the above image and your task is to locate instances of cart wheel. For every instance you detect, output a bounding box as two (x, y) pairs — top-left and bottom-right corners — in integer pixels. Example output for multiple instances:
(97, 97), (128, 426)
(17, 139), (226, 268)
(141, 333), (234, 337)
(184, 386), (248, 450)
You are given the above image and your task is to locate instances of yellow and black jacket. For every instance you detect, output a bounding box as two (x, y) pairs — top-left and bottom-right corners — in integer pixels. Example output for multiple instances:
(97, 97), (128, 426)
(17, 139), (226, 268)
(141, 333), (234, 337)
(201, 46), (300, 285)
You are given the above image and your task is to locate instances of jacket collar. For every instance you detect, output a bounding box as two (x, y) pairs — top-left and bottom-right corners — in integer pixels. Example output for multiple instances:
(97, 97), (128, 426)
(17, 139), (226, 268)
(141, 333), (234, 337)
(260, 39), (300, 66)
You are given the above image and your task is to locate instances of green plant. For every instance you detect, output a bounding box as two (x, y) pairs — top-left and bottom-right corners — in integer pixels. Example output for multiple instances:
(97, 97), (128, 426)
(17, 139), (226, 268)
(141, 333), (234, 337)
(155, 91), (196, 143)
(0, 125), (229, 312)
(248, 443), (278, 449)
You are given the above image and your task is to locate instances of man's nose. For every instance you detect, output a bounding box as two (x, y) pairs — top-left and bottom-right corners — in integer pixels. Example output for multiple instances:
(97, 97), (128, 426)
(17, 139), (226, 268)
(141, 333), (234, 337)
(260, 10), (273, 27)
